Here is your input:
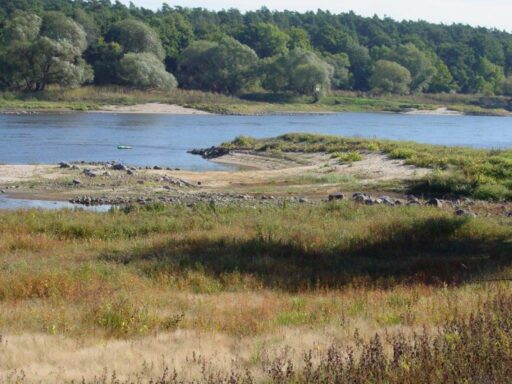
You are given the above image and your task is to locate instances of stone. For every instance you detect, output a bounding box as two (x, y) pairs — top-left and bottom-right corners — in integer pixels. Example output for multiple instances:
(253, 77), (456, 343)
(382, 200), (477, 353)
(72, 179), (81, 185)
(83, 169), (98, 177)
(379, 196), (395, 206)
(112, 163), (127, 171)
(127, 169), (134, 175)
(328, 192), (345, 201)
(59, 162), (72, 168)
(364, 197), (374, 205)
(298, 197), (309, 203)
(352, 192), (368, 203)
(188, 146), (229, 159)
(455, 209), (477, 218)
(427, 198), (443, 208)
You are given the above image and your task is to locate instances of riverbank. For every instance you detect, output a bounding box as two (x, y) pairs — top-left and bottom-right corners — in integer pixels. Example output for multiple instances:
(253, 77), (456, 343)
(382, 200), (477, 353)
(1, 134), (512, 382)
(1, 134), (510, 212)
(1, 86), (511, 116)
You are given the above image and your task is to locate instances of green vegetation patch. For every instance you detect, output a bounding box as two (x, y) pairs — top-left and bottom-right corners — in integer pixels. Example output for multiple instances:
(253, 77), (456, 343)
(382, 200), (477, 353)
(223, 133), (512, 200)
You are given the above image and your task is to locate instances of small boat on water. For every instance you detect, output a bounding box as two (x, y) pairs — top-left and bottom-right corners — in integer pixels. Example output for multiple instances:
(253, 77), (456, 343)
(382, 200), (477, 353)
(117, 145), (133, 150)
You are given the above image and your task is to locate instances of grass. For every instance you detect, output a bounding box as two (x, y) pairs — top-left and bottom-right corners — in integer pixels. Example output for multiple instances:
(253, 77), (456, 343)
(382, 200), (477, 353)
(1, 87), (510, 115)
(0, 202), (511, 381)
(222, 133), (512, 201)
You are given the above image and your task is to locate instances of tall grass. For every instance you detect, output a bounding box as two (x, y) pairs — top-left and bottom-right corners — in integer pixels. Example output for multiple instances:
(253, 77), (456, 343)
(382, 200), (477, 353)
(0, 203), (511, 381)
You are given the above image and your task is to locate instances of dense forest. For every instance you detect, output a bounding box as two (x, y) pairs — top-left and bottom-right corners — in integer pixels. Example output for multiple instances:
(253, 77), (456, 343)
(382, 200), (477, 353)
(2, 0), (512, 97)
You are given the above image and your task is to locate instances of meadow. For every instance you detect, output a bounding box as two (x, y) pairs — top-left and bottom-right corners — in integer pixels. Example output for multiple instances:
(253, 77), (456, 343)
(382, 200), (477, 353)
(0, 202), (511, 382)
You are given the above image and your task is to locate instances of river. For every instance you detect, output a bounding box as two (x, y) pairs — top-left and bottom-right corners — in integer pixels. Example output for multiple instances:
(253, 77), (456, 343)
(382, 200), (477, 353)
(1, 112), (511, 170)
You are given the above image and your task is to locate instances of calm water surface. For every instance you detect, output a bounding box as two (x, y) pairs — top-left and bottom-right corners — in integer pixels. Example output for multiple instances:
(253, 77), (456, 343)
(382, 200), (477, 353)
(1, 112), (511, 170)
(0, 196), (111, 211)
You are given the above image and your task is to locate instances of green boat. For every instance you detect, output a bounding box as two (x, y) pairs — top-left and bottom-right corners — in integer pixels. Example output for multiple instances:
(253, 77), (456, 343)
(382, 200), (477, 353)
(117, 145), (133, 150)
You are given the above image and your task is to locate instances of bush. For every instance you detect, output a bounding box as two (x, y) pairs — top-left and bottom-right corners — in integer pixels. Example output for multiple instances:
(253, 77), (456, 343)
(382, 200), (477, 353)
(333, 151), (363, 164)
(118, 53), (177, 90)
(473, 184), (511, 201)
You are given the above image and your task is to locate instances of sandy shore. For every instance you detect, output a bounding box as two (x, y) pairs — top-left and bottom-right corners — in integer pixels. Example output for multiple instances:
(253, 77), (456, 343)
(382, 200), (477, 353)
(403, 107), (463, 116)
(94, 103), (212, 115)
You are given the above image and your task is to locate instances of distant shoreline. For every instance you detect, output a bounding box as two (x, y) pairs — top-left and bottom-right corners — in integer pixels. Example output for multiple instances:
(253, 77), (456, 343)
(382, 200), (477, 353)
(2, 103), (506, 117)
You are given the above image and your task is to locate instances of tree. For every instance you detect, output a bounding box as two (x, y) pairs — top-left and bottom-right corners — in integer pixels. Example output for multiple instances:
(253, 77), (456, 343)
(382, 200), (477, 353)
(471, 57), (505, 94)
(1, 11), (41, 42)
(261, 49), (333, 97)
(286, 27), (311, 50)
(0, 11), (92, 91)
(346, 43), (371, 90)
(150, 12), (194, 71)
(74, 8), (99, 47)
(502, 76), (512, 96)
(107, 19), (165, 60)
(238, 23), (289, 58)
(85, 38), (123, 85)
(311, 25), (355, 54)
(369, 60), (411, 94)
(373, 43), (436, 93)
(118, 52), (177, 90)
(322, 52), (352, 89)
(177, 37), (258, 94)
(392, 44), (436, 92)
(428, 59), (457, 93)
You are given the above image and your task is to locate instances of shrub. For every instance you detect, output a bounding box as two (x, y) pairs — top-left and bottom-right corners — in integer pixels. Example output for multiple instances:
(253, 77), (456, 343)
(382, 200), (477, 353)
(118, 53), (177, 90)
(473, 184), (511, 201)
(333, 151), (363, 164)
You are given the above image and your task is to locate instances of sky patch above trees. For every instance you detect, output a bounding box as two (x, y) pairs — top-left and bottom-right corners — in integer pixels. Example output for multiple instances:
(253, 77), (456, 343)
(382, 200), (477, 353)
(120, 0), (512, 32)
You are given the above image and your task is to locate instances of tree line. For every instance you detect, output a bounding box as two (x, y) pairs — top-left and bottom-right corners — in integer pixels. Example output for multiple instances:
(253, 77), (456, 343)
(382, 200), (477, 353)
(2, 0), (512, 97)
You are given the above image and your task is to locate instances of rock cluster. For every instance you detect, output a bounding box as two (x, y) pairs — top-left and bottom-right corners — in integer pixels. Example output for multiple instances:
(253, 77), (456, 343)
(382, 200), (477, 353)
(69, 193), (309, 207)
(329, 191), (481, 217)
(188, 146), (230, 159)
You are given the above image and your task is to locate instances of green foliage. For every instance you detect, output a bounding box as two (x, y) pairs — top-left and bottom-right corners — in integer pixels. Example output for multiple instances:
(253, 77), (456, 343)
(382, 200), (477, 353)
(0, 11), (92, 91)
(332, 151), (363, 163)
(428, 59), (457, 93)
(85, 38), (123, 85)
(118, 53), (177, 91)
(322, 52), (352, 90)
(238, 22), (289, 58)
(369, 60), (412, 94)
(1, 2), (512, 96)
(286, 27), (311, 50)
(502, 76), (512, 96)
(107, 19), (165, 61)
(178, 37), (258, 94)
(261, 49), (333, 97)
(392, 43), (436, 92)
(150, 12), (194, 68)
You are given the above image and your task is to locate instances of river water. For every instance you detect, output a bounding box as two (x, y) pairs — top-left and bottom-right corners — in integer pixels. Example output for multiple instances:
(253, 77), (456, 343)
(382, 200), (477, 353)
(1, 112), (511, 170)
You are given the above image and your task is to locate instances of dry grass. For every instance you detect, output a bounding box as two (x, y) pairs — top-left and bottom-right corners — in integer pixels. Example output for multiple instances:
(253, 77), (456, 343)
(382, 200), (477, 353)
(0, 202), (511, 382)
